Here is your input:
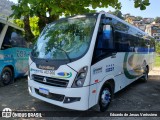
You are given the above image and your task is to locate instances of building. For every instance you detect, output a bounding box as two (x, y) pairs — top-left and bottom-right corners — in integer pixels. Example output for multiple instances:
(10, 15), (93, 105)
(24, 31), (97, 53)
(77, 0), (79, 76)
(137, 24), (146, 31)
(125, 16), (136, 24)
(132, 20), (146, 31)
(143, 18), (154, 24)
(145, 24), (160, 42)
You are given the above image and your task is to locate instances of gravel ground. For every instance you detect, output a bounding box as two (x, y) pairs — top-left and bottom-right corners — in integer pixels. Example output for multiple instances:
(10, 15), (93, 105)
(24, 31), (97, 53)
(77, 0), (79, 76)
(0, 67), (160, 120)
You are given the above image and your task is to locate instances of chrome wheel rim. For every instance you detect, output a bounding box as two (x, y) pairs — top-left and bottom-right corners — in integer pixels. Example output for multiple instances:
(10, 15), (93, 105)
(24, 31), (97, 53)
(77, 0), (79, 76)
(101, 88), (111, 106)
(2, 71), (11, 84)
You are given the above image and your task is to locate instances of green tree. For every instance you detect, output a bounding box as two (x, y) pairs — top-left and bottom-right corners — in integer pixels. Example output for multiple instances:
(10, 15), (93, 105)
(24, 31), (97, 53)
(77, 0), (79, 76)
(134, 0), (150, 10)
(155, 17), (160, 23)
(135, 16), (143, 21)
(110, 10), (123, 19)
(11, 0), (150, 42)
(13, 19), (24, 28)
(156, 42), (160, 54)
(13, 16), (39, 37)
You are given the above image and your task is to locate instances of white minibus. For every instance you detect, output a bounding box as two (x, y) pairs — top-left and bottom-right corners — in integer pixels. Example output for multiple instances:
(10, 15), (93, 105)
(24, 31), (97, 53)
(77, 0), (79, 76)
(28, 11), (155, 111)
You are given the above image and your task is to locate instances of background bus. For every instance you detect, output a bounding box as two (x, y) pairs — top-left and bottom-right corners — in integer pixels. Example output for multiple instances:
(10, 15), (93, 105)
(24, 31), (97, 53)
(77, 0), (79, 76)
(28, 12), (155, 111)
(0, 18), (31, 86)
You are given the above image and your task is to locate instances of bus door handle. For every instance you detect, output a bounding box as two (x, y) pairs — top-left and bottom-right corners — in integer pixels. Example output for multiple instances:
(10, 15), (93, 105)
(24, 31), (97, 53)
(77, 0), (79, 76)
(111, 53), (116, 58)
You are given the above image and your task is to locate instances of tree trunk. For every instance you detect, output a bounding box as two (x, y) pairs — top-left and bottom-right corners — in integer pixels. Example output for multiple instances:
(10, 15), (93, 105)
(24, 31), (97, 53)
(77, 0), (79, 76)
(37, 15), (47, 32)
(37, 13), (59, 32)
(23, 15), (34, 42)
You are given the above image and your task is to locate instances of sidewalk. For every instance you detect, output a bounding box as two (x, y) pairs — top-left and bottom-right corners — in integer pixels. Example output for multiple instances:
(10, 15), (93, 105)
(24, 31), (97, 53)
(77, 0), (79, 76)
(149, 67), (160, 76)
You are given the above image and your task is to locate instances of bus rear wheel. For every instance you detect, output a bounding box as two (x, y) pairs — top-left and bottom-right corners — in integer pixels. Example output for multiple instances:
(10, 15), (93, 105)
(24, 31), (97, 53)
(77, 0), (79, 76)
(0, 67), (13, 86)
(99, 84), (113, 112)
(142, 66), (149, 82)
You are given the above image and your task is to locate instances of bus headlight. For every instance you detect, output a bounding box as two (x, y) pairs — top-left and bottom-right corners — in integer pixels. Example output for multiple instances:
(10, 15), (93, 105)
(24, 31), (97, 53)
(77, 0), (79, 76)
(76, 79), (83, 86)
(79, 72), (86, 78)
(72, 66), (88, 88)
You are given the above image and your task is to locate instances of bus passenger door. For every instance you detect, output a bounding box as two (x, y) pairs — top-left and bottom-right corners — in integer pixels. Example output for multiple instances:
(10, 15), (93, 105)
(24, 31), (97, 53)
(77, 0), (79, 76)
(12, 36), (31, 76)
(89, 24), (117, 108)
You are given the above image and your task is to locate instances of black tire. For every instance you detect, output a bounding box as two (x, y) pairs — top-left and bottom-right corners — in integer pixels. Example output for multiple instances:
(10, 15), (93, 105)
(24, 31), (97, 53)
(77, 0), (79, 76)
(0, 67), (13, 86)
(141, 66), (149, 82)
(99, 83), (113, 112)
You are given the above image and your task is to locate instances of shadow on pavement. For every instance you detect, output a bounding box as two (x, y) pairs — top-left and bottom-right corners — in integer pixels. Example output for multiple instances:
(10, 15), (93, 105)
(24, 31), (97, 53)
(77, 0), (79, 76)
(0, 74), (160, 118)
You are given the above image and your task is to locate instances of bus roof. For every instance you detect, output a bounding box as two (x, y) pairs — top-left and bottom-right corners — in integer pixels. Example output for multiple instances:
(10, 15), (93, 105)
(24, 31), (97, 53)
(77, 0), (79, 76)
(98, 11), (151, 38)
(0, 17), (24, 31)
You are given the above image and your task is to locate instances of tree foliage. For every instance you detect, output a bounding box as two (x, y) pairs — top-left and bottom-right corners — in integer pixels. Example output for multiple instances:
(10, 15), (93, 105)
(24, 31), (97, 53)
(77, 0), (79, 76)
(135, 16), (143, 21)
(155, 17), (160, 23)
(29, 16), (40, 37)
(109, 10), (124, 19)
(14, 16), (39, 40)
(156, 42), (160, 54)
(13, 19), (24, 28)
(134, 0), (150, 10)
(11, 0), (150, 42)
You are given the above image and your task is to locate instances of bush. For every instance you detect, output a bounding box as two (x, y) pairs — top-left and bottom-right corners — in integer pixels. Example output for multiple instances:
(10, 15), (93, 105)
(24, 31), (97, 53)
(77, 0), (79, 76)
(156, 41), (160, 55)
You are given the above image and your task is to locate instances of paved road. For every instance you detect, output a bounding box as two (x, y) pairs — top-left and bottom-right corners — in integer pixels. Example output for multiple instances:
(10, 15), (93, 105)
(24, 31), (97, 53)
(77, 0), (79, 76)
(0, 68), (160, 120)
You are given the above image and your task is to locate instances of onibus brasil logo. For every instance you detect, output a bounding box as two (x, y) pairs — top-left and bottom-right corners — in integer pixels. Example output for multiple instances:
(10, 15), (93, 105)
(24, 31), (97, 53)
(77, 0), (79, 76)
(1, 108), (42, 118)
(2, 108), (12, 118)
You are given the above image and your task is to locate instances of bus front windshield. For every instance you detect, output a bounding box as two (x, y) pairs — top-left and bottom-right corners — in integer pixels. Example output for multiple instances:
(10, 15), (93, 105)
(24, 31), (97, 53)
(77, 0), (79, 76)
(32, 16), (97, 61)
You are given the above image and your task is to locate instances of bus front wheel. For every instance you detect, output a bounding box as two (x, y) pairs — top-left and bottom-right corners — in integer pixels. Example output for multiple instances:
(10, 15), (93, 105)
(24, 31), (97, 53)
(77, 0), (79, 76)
(99, 83), (113, 112)
(0, 67), (13, 86)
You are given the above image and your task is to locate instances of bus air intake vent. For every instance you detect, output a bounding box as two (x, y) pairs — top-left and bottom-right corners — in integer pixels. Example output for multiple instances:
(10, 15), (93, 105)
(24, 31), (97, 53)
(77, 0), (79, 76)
(32, 74), (69, 88)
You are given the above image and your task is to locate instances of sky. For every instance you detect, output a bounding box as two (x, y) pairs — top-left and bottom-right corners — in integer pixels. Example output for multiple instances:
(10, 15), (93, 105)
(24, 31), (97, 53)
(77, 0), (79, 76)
(9, 0), (160, 18)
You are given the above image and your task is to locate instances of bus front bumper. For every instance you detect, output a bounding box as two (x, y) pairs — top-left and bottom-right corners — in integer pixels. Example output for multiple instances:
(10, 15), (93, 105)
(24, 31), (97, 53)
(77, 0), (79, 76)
(28, 78), (89, 111)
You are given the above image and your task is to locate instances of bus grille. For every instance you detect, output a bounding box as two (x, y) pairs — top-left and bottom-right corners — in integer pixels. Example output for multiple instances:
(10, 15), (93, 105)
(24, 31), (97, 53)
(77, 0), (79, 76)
(32, 74), (69, 88)
(35, 88), (65, 102)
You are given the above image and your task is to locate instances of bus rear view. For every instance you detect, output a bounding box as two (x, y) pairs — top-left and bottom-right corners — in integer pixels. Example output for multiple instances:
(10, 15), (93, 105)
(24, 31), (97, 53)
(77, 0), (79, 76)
(28, 12), (155, 111)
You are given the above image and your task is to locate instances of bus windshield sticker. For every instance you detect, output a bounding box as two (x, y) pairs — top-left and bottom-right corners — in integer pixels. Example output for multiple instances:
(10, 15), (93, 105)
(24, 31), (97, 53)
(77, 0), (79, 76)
(30, 68), (55, 75)
(38, 65), (55, 70)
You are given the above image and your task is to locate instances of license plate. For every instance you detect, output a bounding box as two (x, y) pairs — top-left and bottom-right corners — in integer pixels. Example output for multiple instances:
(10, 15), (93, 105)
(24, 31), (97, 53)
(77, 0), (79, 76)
(39, 88), (49, 95)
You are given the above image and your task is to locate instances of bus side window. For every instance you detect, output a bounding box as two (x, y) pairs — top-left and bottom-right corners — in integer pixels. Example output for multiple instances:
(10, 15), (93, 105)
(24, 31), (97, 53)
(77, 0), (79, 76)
(2, 26), (12, 49)
(94, 25), (114, 59)
(10, 28), (27, 48)
(115, 31), (131, 52)
(3, 26), (27, 49)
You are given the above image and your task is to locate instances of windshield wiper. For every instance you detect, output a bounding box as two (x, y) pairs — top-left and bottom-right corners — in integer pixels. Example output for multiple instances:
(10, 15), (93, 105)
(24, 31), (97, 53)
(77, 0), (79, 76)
(54, 46), (71, 62)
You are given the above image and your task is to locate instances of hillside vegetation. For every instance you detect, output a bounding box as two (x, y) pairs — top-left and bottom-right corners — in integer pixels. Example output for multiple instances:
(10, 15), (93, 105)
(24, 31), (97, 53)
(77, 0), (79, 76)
(0, 0), (15, 18)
